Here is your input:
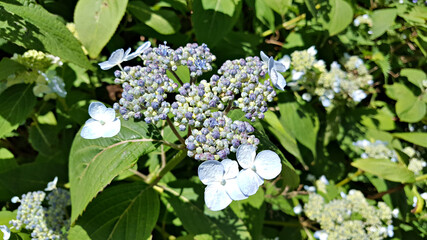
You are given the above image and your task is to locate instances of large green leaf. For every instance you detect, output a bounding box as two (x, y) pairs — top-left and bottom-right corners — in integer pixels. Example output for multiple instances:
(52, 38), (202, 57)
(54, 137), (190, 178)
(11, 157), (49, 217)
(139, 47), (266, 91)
(0, 58), (25, 81)
(128, 1), (181, 35)
(370, 8), (397, 39)
(68, 225), (91, 240)
(395, 96), (426, 123)
(69, 119), (161, 222)
(393, 132), (427, 148)
(0, 0), (92, 69)
(76, 182), (159, 240)
(74, 0), (129, 58)
(163, 182), (251, 239)
(0, 84), (36, 138)
(327, 0), (353, 36)
(351, 158), (415, 183)
(254, 0), (275, 30)
(263, 0), (291, 16)
(400, 68), (426, 89)
(192, 0), (242, 47)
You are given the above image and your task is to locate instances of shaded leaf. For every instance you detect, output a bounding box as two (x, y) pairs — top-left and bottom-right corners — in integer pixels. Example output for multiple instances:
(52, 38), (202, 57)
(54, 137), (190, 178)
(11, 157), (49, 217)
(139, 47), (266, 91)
(370, 8), (397, 39)
(327, 0), (353, 36)
(393, 132), (427, 148)
(351, 158), (415, 183)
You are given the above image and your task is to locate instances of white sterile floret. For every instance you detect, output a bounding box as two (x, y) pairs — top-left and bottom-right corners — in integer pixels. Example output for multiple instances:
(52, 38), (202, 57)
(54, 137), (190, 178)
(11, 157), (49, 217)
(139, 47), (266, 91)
(11, 196), (20, 203)
(314, 230), (328, 240)
(350, 89), (367, 102)
(99, 48), (132, 70)
(236, 144), (282, 196)
(44, 176), (58, 191)
(198, 159), (247, 211)
(81, 102), (121, 139)
(125, 41), (151, 61)
(293, 205), (303, 214)
(0, 225), (10, 240)
(261, 51), (287, 90)
(302, 93), (312, 102)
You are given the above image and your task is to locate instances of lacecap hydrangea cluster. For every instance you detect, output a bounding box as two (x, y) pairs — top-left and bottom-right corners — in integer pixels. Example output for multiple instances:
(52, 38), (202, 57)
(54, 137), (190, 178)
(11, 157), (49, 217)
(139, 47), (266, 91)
(353, 139), (398, 162)
(106, 42), (284, 161)
(283, 47), (373, 107)
(403, 146), (426, 175)
(9, 177), (70, 240)
(304, 190), (394, 240)
(7, 50), (66, 100)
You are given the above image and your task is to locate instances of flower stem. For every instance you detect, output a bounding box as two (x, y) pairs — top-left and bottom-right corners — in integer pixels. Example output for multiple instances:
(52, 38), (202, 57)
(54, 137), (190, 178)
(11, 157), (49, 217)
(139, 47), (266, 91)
(166, 117), (186, 145)
(170, 70), (184, 86)
(415, 173), (427, 182)
(146, 150), (187, 185)
(335, 169), (364, 187)
(261, 13), (307, 37)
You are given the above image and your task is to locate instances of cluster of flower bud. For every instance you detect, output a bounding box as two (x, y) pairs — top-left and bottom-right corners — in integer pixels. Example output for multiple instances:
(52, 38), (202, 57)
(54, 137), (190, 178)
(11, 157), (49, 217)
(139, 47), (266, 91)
(170, 43), (216, 77)
(9, 178), (70, 240)
(211, 57), (275, 121)
(113, 64), (178, 123)
(353, 139), (398, 162)
(305, 190), (394, 240)
(12, 50), (62, 70)
(283, 47), (373, 107)
(171, 81), (222, 131)
(185, 113), (259, 160)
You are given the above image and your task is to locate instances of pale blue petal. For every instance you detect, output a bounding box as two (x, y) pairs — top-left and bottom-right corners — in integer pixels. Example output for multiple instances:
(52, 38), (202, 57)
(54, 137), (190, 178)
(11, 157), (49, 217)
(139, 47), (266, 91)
(260, 51), (269, 63)
(236, 144), (256, 169)
(204, 183), (232, 211)
(254, 150), (282, 180)
(279, 55), (291, 70)
(224, 178), (247, 200)
(0, 225), (10, 240)
(102, 108), (116, 122)
(221, 159), (239, 179)
(272, 69), (286, 91)
(273, 62), (287, 72)
(268, 57), (274, 75)
(101, 118), (121, 138)
(108, 48), (125, 65)
(81, 119), (103, 139)
(292, 70), (305, 80)
(98, 61), (116, 70)
(198, 160), (223, 185)
(350, 90), (367, 102)
(237, 169), (261, 196)
(88, 102), (107, 121)
(125, 41), (151, 61)
(44, 176), (58, 191)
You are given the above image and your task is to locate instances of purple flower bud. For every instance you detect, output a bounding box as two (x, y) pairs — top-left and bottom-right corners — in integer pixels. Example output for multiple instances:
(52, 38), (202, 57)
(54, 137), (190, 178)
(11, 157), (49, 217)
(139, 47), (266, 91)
(179, 125), (186, 131)
(172, 102), (179, 109)
(231, 138), (240, 148)
(211, 130), (220, 139)
(185, 112), (193, 119)
(187, 142), (196, 150)
(196, 135), (207, 143)
(151, 101), (160, 109)
(201, 128), (209, 135)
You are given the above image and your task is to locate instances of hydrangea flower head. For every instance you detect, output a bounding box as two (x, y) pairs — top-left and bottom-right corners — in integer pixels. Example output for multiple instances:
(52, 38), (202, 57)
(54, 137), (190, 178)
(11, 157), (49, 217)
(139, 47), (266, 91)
(99, 48), (132, 70)
(198, 159), (247, 211)
(81, 102), (121, 139)
(236, 144), (282, 196)
(0, 225), (10, 240)
(45, 176), (58, 191)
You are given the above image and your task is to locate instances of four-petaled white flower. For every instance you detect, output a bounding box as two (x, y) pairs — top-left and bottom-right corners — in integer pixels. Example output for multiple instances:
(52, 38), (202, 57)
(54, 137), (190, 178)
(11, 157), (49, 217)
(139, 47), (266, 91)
(99, 41), (151, 70)
(0, 225), (10, 240)
(236, 144), (282, 196)
(260, 51), (287, 91)
(99, 48), (132, 70)
(125, 41), (151, 61)
(198, 159), (247, 211)
(81, 102), (121, 139)
(45, 176), (58, 191)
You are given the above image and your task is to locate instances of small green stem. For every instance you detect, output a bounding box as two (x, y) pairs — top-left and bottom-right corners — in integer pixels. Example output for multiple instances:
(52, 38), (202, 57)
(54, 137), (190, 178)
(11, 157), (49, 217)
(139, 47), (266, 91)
(415, 173), (427, 182)
(262, 14), (306, 37)
(170, 70), (184, 86)
(336, 169), (364, 187)
(166, 117), (186, 145)
(146, 150), (187, 185)
(264, 220), (301, 227)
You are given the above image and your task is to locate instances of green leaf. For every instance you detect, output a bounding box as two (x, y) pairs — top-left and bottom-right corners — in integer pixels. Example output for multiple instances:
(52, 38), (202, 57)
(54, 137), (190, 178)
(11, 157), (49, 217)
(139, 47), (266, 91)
(68, 225), (91, 240)
(0, 84), (36, 138)
(327, 0), (353, 36)
(393, 132), (427, 148)
(166, 65), (191, 85)
(76, 182), (159, 240)
(370, 8), (397, 39)
(395, 96), (426, 123)
(263, 0), (292, 16)
(0, 0), (92, 69)
(0, 161), (67, 201)
(351, 158), (415, 183)
(163, 184), (251, 239)
(400, 68), (426, 89)
(385, 83), (413, 101)
(69, 119), (161, 223)
(255, 0), (275, 30)
(192, 0), (242, 47)
(278, 92), (318, 159)
(0, 58), (25, 81)
(128, 1), (181, 35)
(74, 0), (129, 58)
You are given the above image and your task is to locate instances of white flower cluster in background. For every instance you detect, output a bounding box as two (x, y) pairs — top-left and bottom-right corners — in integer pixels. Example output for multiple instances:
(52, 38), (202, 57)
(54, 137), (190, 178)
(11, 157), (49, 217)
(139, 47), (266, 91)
(6, 50), (66, 100)
(198, 144), (282, 211)
(305, 190), (394, 240)
(282, 47), (373, 107)
(353, 139), (398, 162)
(403, 147), (426, 175)
(353, 14), (373, 27)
